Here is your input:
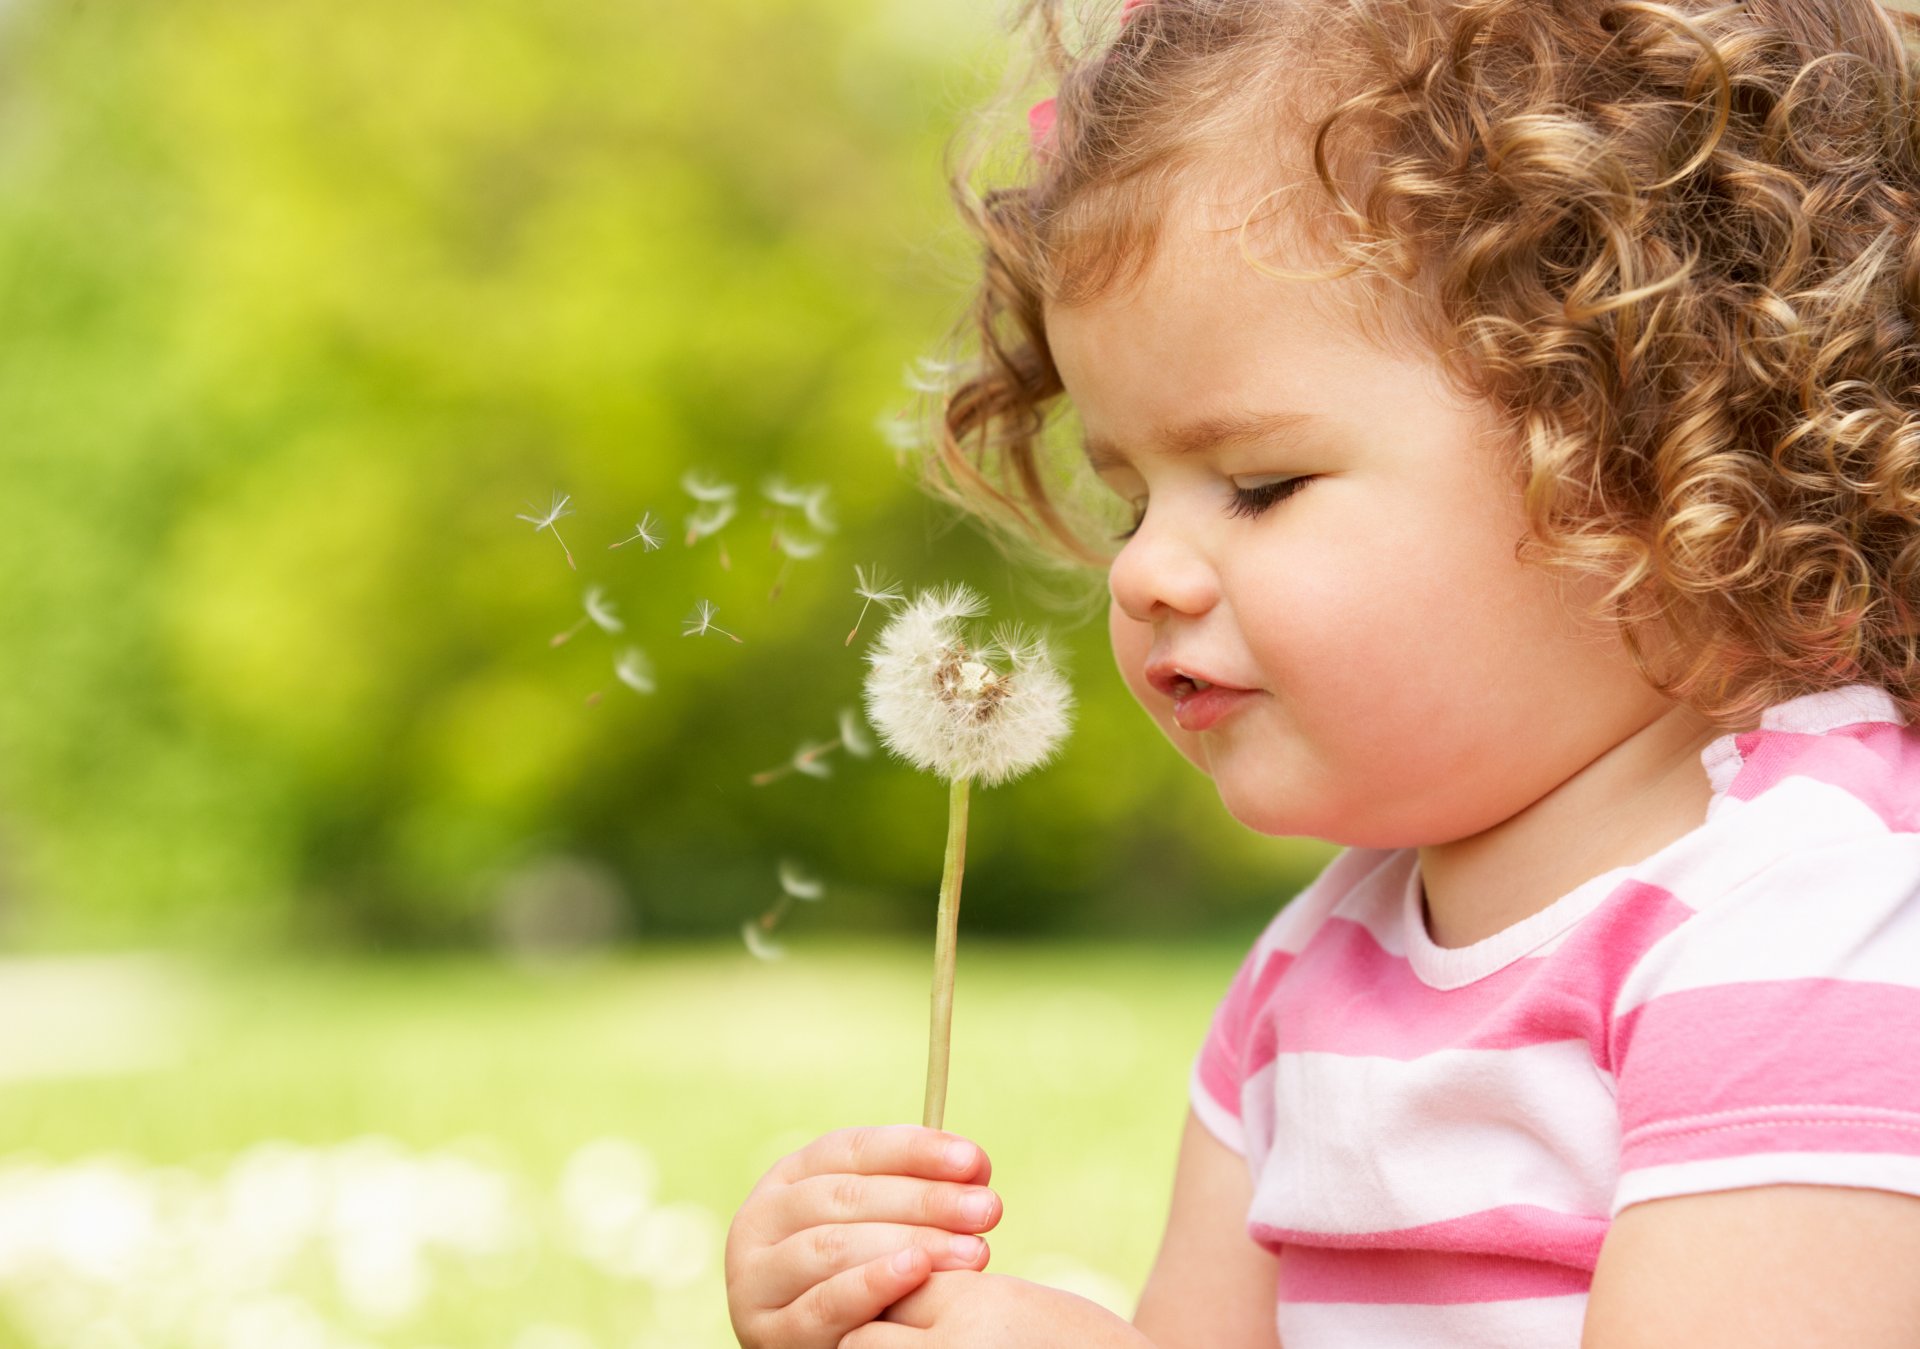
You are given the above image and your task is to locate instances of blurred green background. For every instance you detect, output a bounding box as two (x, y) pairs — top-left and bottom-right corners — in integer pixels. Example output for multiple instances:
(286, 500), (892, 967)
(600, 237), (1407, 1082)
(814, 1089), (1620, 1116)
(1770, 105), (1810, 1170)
(0, 0), (1339, 1344)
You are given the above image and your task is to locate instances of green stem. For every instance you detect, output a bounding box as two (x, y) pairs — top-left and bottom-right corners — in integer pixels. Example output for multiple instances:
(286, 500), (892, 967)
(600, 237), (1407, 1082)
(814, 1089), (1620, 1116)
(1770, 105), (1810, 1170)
(922, 774), (971, 1130)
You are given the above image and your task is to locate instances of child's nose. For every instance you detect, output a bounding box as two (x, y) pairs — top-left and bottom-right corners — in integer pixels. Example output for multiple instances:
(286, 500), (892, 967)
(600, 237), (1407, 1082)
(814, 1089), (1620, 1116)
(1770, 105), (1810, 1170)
(1107, 512), (1219, 623)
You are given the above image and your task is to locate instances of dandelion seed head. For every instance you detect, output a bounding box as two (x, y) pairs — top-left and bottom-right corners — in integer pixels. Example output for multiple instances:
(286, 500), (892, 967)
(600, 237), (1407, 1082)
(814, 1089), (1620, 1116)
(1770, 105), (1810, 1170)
(583, 586), (624, 633)
(615, 648), (654, 694)
(778, 860), (825, 901)
(862, 584), (1073, 786)
(681, 471), (738, 503)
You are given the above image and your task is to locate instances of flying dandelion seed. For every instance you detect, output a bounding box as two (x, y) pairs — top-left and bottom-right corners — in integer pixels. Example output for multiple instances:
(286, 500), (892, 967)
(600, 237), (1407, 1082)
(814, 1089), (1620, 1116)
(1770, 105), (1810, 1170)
(846, 564), (905, 646)
(778, 860), (824, 901)
(609, 512), (663, 551)
(515, 492), (577, 571)
(614, 648), (654, 694)
(862, 583), (1073, 1130)
(801, 485), (836, 535)
(761, 476), (813, 509)
(681, 470), (738, 504)
(767, 525), (826, 603)
(792, 743), (835, 778)
(685, 499), (737, 569)
(682, 599), (743, 643)
(874, 408), (920, 465)
(552, 586), (624, 647)
(838, 706), (873, 758)
(741, 919), (785, 962)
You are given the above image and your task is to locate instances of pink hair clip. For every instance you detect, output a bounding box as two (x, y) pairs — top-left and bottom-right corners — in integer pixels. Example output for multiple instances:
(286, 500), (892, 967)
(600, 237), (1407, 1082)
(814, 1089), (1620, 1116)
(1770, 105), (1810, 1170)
(1028, 0), (1152, 155)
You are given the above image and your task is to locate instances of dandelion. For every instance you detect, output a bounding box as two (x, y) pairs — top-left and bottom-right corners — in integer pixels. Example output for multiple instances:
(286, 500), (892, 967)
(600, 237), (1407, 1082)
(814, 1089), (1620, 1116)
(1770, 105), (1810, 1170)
(761, 476), (813, 509)
(614, 648), (654, 694)
(551, 585), (625, 647)
(801, 485), (836, 536)
(778, 860), (824, 901)
(681, 598), (743, 643)
(609, 511), (663, 552)
(862, 583), (1073, 1130)
(846, 564), (905, 646)
(749, 706), (872, 785)
(515, 491), (577, 571)
(740, 919), (785, 962)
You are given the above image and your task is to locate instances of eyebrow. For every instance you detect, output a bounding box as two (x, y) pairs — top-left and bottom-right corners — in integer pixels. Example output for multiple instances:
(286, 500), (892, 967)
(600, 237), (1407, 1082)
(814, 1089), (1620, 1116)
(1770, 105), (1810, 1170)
(1080, 408), (1331, 472)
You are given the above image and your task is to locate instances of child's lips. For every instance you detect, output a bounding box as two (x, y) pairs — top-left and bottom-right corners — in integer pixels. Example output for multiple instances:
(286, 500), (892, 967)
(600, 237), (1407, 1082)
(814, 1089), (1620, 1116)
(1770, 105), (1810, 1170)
(1172, 684), (1261, 732)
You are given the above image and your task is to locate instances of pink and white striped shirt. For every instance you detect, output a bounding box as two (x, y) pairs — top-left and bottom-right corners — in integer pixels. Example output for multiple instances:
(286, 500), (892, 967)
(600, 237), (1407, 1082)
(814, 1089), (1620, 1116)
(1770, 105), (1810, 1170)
(1190, 683), (1920, 1347)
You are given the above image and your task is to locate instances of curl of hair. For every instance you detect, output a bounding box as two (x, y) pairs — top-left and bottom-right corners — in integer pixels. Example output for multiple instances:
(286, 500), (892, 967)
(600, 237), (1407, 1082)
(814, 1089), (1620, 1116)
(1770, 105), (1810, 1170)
(920, 0), (1920, 729)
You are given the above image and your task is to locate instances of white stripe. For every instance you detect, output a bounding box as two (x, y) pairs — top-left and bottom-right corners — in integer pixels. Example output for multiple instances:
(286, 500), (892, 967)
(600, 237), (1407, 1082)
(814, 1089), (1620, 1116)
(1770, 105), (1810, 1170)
(1277, 1290), (1589, 1349)
(1254, 1041), (1620, 1235)
(1614, 831), (1920, 1016)
(1613, 1150), (1920, 1217)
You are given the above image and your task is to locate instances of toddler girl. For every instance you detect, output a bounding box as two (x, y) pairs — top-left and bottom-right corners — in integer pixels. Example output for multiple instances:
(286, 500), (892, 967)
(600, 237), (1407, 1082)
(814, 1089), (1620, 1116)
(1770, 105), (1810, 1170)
(726, 0), (1920, 1344)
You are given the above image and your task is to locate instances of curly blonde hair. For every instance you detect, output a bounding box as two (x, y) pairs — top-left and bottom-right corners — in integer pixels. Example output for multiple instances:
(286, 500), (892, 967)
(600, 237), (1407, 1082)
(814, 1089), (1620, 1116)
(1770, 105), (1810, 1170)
(923, 0), (1920, 730)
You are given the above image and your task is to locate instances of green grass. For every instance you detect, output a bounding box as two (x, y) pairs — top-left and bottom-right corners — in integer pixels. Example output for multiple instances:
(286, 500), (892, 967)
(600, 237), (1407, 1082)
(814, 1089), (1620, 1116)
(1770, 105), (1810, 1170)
(0, 938), (1248, 1348)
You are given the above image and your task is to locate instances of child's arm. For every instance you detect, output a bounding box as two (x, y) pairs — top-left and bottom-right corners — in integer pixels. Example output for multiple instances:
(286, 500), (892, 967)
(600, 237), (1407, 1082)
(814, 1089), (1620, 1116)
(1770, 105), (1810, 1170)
(1133, 1106), (1283, 1349)
(1582, 1182), (1920, 1347)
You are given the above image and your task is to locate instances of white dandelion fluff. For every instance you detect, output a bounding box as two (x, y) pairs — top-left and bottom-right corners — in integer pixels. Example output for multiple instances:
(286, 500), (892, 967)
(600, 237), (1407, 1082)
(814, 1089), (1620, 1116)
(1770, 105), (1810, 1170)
(761, 476), (813, 509)
(681, 471), (737, 504)
(800, 486), (836, 535)
(516, 491), (577, 570)
(609, 512), (663, 551)
(838, 706), (873, 759)
(862, 583), (1073, 787)
(771, 525), (823, 560)
(740, 920), (785, 962)
(685, 499), (737, 543)
(584, 586), (623, 634)
(778, 861), (824, 901)
(682, 599), (743, 643)
(846, 563), (905, 646)
(615, 649), (654, 694)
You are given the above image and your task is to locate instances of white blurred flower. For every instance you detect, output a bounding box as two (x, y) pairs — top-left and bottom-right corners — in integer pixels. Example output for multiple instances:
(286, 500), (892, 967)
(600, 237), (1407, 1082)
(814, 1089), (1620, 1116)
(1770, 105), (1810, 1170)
(862, 584), (1073, 786)
(615, 648), (655, 695)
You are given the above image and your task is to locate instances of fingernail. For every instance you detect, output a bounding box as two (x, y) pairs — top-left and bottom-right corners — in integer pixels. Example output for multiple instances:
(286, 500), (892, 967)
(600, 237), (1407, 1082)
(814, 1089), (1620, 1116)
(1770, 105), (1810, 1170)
(945, 1140), (976, 1171)
(960, 1191), (993, 1224)
(891, 1248), (919, 1275)
(949, 1235), (983, 1261)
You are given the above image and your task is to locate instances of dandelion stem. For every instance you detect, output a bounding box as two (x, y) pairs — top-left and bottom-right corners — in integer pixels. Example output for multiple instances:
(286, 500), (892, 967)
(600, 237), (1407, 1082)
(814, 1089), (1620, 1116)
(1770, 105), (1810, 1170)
(845, 597), (873, 646)
(921, 774), (971, 1131)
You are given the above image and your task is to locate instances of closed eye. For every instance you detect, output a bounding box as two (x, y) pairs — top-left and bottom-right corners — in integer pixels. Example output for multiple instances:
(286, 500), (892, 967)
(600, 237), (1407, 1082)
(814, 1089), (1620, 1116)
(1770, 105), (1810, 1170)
(1113, 476), (1313, 542)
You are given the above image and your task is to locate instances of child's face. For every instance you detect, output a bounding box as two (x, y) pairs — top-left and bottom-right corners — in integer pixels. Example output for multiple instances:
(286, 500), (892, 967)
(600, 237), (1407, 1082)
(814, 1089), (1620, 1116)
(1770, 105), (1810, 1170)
(1044, 192), (1679, 847)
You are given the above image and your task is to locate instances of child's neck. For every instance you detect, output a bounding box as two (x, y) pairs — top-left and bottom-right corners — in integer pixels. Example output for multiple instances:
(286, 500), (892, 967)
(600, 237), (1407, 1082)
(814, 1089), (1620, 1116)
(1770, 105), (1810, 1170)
(1416, 704), (1724, 950)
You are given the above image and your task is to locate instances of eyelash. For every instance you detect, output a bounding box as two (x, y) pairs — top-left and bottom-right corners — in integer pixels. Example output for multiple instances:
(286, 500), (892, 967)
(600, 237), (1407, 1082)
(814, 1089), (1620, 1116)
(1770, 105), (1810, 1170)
(1113, 477), (1311, 542)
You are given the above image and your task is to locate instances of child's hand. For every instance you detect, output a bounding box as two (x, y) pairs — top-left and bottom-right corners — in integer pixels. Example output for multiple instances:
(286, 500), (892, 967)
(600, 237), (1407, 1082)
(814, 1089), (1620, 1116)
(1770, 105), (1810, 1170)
(724, 1124), (1002, 1349)
(847, 1269), (1157, 1349)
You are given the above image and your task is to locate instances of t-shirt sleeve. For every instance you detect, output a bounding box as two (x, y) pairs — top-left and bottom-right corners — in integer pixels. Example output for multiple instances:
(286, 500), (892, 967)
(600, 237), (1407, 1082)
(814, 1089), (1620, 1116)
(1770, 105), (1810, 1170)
(1189, 916), (1290, 1158)
(1609, 833), (1920, 1217)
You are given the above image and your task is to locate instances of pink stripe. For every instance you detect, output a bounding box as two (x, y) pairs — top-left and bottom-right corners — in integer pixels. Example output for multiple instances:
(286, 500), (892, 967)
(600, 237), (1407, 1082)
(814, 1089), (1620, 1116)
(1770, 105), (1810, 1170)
(1256, 1210), (1603, 1304)
(1198, 947), (1293, 1117)
(1274, 1247), (1591, 1306)
(1723, 722), (1920, 829)
(1241, 880), (1690, 1074)
(1616, 978), (1920, 1147)
(1622, 1106), (1920, 1171)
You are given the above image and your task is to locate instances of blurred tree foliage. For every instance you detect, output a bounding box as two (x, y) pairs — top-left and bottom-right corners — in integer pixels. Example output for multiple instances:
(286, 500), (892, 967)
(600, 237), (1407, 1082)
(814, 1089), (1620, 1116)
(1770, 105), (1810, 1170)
(0, 0), (1333, 949)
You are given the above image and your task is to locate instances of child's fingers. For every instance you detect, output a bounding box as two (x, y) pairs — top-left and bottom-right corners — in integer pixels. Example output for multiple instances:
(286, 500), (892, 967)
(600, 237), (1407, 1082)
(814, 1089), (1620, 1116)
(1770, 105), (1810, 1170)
(755, 1221), (990, 1307)
(765, 1245), (934, 1349)
(836, 1321), (920, 1349)
(769, 1173), (1001, 1246)
(777, 1124), (992, 1188)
